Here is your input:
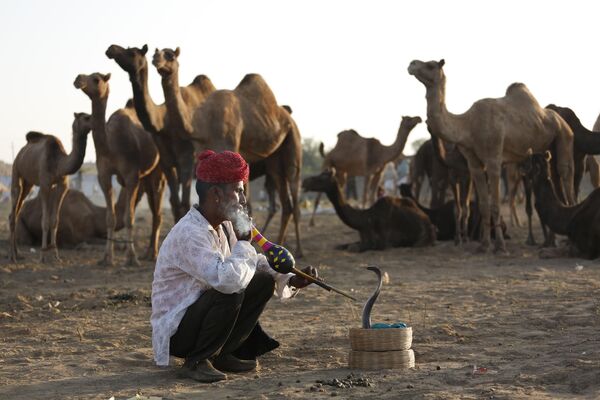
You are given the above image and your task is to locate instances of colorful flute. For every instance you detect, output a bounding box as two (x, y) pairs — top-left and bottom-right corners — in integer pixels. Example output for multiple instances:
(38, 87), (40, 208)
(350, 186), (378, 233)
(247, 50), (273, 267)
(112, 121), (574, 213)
(251, 226), (357, 301)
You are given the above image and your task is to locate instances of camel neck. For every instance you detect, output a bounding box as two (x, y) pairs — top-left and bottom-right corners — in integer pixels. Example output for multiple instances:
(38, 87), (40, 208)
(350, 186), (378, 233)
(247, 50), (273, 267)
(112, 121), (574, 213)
(425, 76), (465, 145)
(161, 70), (193, 136)
(571, 121), (600, 154)
(130, 66), (163, 133)
(382, 123), (412, 163)
(90, 95), (110, 156)
(58, 129), (89, 176)
(533, 176), (577, 235)
(324, 183), (368, 231)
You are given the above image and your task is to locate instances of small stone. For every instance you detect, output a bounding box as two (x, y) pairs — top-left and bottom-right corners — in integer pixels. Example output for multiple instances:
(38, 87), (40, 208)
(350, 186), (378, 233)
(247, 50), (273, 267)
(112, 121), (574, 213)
(278, 382), (283, 386)
(436, 365), (441, 370)
(331, 392), (338, 397)
(296, 379), (300, 383)
(407, 384), (414, 389)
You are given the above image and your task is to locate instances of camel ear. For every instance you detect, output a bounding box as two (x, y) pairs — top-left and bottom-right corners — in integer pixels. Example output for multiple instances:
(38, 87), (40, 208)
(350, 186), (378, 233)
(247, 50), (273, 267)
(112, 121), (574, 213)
(102, 73), (111, 82)
(74, 112), (79, 118)
(141, 44), (148, 55)
(544, 150), (552, 162)
(438, 59), (445, 67)
(175, 47), (180, 57)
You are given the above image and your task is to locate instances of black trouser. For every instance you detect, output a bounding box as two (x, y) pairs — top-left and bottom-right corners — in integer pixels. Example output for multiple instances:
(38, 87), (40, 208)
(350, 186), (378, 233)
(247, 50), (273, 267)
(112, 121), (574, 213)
(170, 271), (275, 366)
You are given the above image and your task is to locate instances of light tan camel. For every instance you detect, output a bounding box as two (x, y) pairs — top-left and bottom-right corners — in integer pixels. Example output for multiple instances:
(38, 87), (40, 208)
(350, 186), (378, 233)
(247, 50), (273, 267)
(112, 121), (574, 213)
(408, 59), (575, 252)
(74, 73), (164, 266)
(106, 44), (215, 221)
(152, 47), (303, 254)
(310, 116), (422, 225)
(9, 112), (92, 262)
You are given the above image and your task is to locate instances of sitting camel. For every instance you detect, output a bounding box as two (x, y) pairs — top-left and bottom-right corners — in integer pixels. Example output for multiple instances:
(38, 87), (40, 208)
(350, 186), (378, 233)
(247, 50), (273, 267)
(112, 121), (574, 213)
(74, 73), (165, 266)
(16, 189), (125, 247)
(311, 116), (422, 225)
(408, 59), (575, 253)
(302, 168), (435, 251)
(523, 152), (600, 259)
(9, 112), (92, 262)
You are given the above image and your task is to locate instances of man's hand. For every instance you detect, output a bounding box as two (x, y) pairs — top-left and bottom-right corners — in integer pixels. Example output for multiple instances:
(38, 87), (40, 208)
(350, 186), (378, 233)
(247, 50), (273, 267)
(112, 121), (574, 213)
(289, 266), (318, 289)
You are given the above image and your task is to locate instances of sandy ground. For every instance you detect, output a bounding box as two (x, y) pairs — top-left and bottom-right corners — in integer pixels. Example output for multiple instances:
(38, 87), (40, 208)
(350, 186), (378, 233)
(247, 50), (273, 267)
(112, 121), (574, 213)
(1, 201), (599, 400)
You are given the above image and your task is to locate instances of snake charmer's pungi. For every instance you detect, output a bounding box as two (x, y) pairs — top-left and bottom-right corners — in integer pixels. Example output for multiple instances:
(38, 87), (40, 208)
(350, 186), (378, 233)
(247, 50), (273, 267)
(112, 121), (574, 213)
(151, 150), (317, 383)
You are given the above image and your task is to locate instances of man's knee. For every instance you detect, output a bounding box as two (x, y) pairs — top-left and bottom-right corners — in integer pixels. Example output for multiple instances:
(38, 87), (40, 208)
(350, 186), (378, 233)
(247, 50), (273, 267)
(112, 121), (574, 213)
(251, 271), (275, 297)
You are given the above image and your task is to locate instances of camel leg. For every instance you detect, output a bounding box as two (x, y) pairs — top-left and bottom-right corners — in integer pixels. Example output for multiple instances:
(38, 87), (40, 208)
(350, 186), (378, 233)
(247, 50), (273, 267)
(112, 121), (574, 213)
(523, 176), (536, 246)
(487, 162), (507, 253)
(163, 166), (183, 222)
(288, 165), (303, 257)
(555, 133), (576, 205)
(39, 185), (53, 263)
(99, 175), (116, 266)
(9, 178), (32, 262)
(309, 192), (321, 227)
(274, 176), (293, 251)
(178, 150), (194, 216)
(462, 149), (491, 252)
(369, 170), (384, 205)
(261, 176), (277, 234)
(362, 175), (371, 208)
(48, 180), (69, 263)
(507, 165), (521, 228)
(123, 180), (141, 267)
(142, 170), (165, 261)
(460, 177), (472, 244)
(586, 155), (600, 188)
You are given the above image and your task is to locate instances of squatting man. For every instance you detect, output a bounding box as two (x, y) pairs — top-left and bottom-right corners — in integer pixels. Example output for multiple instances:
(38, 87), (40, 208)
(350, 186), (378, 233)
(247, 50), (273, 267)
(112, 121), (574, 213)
(151, 150), (317, 383)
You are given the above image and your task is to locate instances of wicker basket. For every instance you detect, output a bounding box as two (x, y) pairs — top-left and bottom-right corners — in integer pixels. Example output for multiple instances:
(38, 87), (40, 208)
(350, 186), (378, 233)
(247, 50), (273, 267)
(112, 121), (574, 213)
(349, 327), (412, 352)
(349, 349), (415, 369)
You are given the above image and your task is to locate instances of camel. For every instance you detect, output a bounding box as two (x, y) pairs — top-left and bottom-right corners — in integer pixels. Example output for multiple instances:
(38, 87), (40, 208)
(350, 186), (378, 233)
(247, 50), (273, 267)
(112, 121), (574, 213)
(408, 59), (575, 253)
(545, 104), (600, 196)
(106, 44), (214, 221)
(9, 112), (92, 262)
(399, 183), (508, 241)
(523, 152), (600, 259)
(310, 116), (422, 225)
(74, 73), (165, 266)
(16, 189), (126, 246)
(151, 47), (303, 254)
(303, 168), (435, 251)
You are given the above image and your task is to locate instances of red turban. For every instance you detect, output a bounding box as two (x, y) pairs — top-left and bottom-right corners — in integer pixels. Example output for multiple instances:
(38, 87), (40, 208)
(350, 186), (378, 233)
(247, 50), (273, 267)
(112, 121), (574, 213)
(195, 150), (249, 183)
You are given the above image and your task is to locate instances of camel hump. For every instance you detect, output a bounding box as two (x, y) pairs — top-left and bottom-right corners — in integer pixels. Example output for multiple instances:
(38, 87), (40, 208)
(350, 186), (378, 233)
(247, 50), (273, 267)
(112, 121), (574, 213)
(338, 129), (359, 139)
(25, 131), (47, 142)
(505, 82), (540, 106)
(191, 74), (216, 93)
(235, 73), (278, 107)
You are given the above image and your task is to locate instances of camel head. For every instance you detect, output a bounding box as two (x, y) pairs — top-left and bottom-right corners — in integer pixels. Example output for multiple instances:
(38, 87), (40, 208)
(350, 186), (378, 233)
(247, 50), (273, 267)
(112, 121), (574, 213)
(74, 73), (111, 99)
(400, 115), (422, 131)
(521, 151), (552, 183)
(105, 44), (148, 74)
(302, 168), (339, 193)
(407, 59), (445, 87)
(72, 112), (93, 136)
(152, 47), (180, 77)
(545, 104), (580, 127)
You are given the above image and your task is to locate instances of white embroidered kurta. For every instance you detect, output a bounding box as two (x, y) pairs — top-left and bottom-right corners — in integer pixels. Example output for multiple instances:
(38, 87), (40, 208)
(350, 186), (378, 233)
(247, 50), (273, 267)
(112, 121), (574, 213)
(151, 207), (293, 366)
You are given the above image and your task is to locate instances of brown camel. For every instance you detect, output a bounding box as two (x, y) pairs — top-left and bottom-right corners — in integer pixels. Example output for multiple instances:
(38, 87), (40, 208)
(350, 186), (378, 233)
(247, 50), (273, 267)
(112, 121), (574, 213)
(74, 73), (164, 266)
(9, 113), (92, 262)
(310, 116), (422, 225)
(524, 152), (600, 259)
(151, 48), (303, 254)
(303, 168), (435, 251)
(408, 59), (575, 253)
(106, 44), (214, 221)
(16, 189), (126, 247)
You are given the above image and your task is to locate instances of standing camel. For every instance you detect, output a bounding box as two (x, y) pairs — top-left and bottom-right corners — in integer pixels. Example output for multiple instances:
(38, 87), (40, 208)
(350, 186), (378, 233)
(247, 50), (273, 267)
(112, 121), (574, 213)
(151, 47), (303, 254)
(310, 116), (422, 225)
(106, 44), (215, 221)
(408, 59), (575, 253)
(74, 73), (164, 266)
(9, 112), (92, 262)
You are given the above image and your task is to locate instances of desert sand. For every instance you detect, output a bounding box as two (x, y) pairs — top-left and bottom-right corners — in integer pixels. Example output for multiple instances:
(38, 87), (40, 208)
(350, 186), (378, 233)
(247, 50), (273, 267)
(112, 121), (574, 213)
(1, 202), (599, 399)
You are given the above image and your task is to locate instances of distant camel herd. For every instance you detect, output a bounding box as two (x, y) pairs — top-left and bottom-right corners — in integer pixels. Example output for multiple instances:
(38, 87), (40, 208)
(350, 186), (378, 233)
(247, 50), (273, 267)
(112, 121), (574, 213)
(8, 51), (600, 263)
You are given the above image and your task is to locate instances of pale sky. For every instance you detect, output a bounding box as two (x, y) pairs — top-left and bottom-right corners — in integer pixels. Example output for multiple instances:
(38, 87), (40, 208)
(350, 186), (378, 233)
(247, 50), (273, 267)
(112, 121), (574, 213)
(1, 0), (599, 164)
